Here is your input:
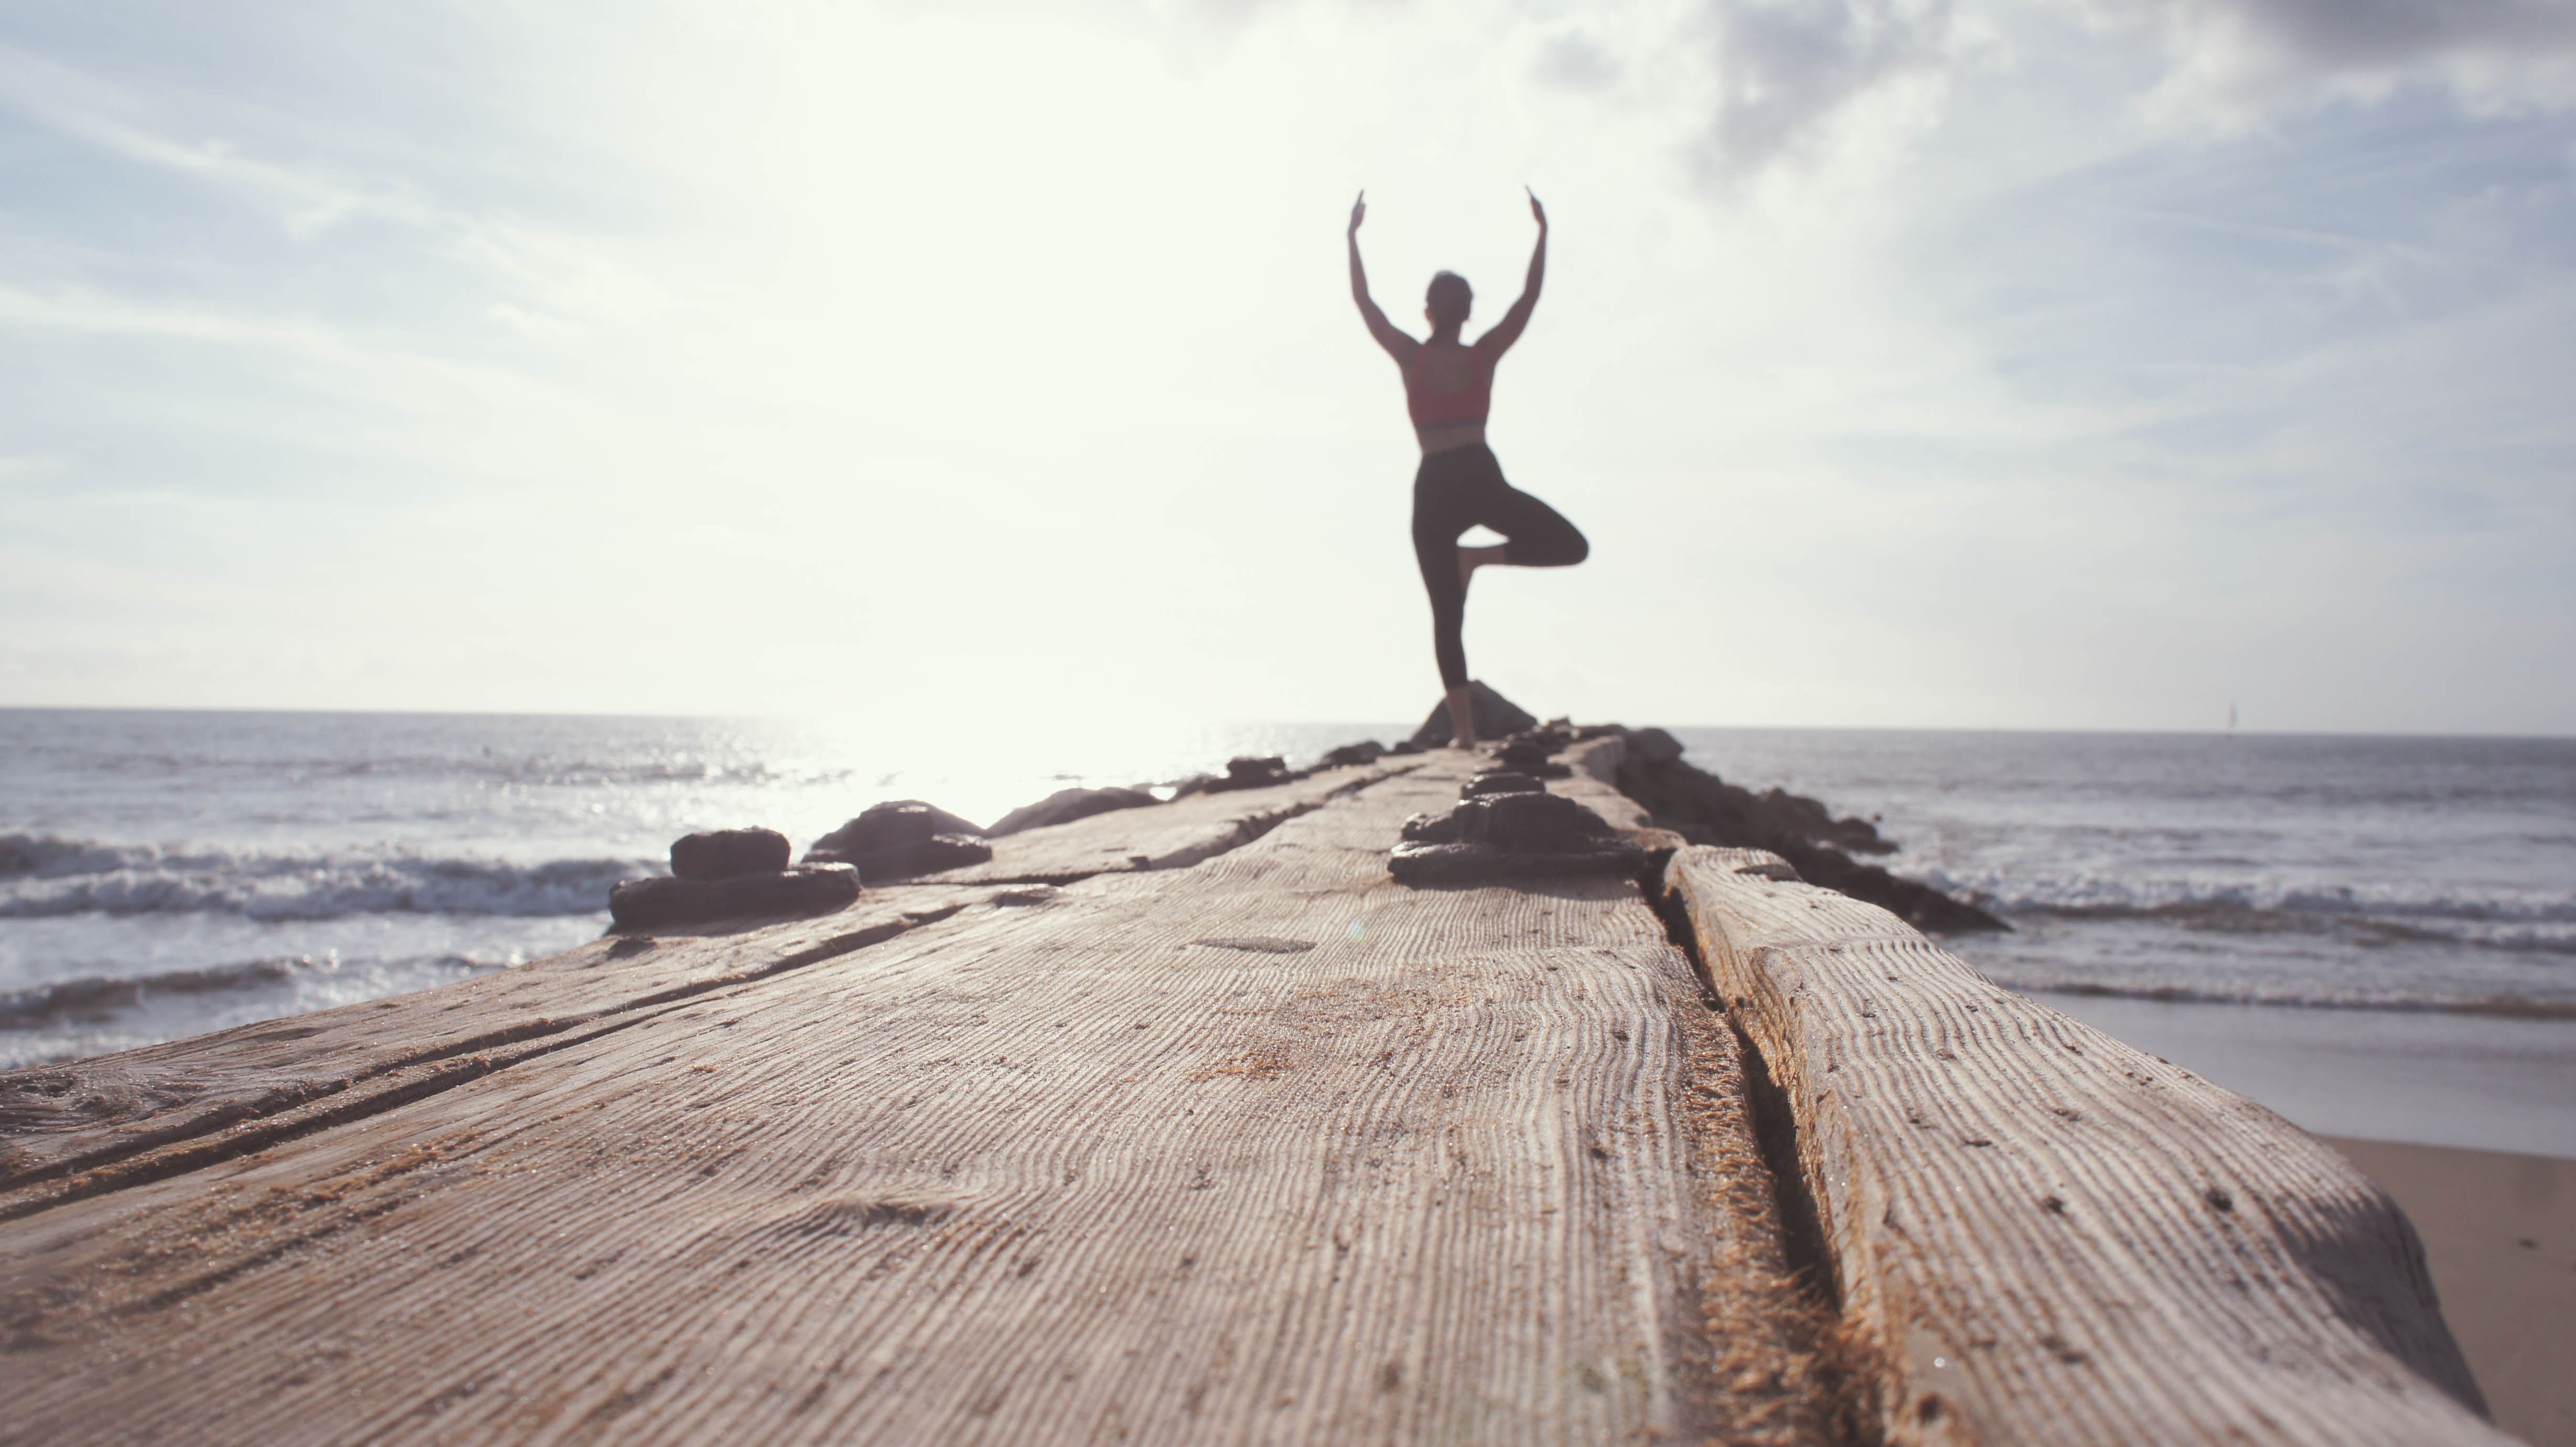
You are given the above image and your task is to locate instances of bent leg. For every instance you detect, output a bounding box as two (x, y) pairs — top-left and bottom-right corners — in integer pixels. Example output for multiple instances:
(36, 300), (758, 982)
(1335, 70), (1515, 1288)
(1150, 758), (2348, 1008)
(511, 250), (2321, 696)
(1478, 482), (1588, 568)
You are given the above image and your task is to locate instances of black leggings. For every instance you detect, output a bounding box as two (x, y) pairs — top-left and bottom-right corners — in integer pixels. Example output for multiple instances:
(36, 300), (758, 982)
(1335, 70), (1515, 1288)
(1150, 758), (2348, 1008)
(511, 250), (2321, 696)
(1411, 444), (1587, 689)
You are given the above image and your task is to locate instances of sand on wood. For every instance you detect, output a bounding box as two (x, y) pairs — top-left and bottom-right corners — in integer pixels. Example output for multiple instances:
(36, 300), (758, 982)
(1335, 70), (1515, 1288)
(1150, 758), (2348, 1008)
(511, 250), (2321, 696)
(0, 756), (1836, 1445)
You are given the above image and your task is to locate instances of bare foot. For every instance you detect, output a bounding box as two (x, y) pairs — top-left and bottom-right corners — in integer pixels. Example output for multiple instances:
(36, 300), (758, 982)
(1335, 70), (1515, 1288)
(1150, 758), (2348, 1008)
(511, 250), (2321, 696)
(1443, 684), (1478, 749)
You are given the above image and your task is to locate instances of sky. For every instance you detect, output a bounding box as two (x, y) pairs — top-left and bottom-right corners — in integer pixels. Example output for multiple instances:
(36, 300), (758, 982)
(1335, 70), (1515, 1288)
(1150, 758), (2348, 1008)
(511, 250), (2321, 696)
(1, 0), (2571, 735)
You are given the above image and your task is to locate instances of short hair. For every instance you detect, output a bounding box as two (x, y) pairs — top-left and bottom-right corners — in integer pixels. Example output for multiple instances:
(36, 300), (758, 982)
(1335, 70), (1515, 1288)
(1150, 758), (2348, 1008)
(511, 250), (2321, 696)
(1426, 271), (1473, 326)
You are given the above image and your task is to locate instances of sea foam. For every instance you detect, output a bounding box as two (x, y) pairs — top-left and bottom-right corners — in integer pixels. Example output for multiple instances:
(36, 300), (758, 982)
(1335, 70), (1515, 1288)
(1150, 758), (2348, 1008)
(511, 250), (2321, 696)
(1910, 861), (2576, 952)
(0, 833), (652, 921)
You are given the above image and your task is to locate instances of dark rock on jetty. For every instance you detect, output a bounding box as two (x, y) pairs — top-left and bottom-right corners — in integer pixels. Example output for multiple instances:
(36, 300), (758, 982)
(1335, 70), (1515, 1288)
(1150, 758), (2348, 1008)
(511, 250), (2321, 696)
(1390, 770), (1645, 885)
(1391, 684), (1999, 930)
(1408, 681), (1539, 748)
(1322, 740), (1387, 766)
(804, 800), (993, 883)
(1622, 726), (1686, 768)
(1489, 732), (1573, 780)
(609, 863), (858, 931)
(1173, 756), (1293, 800)
(988, 786), (1158, 838)
(669, 828), (791, 881)
(1218, 755), (1291, 791)
(1463, 769), (1544, 797)
(1608, 732), (2006, 934)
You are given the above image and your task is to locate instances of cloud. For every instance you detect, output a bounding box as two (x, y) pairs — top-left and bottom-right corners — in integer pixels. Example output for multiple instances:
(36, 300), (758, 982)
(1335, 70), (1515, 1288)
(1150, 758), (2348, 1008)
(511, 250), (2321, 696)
(0, 43), (445, 237)
(2088, 0), (2576, 115)
(1679, 0), (2576, 183)
(1533, 29), (1624, 92)
(1693, 0), (1959, 175)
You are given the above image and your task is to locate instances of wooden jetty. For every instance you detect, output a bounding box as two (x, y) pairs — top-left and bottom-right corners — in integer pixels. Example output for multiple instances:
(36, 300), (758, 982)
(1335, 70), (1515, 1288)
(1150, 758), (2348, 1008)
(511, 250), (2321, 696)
(0, 739), (2511, 1444)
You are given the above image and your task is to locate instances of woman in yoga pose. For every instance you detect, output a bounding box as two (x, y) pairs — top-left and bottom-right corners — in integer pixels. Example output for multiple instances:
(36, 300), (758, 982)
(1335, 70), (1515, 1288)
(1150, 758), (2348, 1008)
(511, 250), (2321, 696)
(1348, 188), (1586, 748)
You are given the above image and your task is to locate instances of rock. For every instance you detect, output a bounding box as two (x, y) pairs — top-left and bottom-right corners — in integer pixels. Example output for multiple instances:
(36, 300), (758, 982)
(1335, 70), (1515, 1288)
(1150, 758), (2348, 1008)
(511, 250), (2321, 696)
(1322, 740), (1387, 767)
(669, 828), (790, 881)
(608, 863), (859, 931)
(1608, 746), (2006, 933)
(1388, 740), (1425, 756)
(1221, 755), (1291, 790)
(804, 801), (994, 883)
(1488, 739), (1572, 779)
(1184, 756), (1294, 796)
(1408, 681), (1540, 748)
(1756, 786), (1894, 855)
(1622, 727), (1686, 768)
(1503, 725), (1575, 755)
(1462, 770), (1546, 797)
(808, 800), (985, 854)
(1389, 785), (1645, 885)
(987, 786), (1157, 838)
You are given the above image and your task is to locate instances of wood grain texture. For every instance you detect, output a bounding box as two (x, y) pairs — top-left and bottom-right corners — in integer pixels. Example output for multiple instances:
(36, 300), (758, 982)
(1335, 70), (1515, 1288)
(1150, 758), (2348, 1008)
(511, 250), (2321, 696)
(916, 758), (1421, 885)
(0, 887), (994, 1210)
(1665, 845), (2509, 1446)
(0, 763), (1415, 1207)
(0, 757), (1834, 1445)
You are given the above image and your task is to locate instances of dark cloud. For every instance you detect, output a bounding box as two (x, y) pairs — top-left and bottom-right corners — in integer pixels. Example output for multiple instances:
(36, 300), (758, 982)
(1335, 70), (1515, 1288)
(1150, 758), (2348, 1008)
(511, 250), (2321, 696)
(1684, 0), (2576, 182)
(1695, 0), (1955, 175)
(2116, 0), (2576, 73)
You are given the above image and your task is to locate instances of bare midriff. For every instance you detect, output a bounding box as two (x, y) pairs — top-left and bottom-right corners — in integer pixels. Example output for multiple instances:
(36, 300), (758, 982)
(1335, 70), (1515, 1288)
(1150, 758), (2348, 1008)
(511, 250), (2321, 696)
(1416, 420), (1488, 456)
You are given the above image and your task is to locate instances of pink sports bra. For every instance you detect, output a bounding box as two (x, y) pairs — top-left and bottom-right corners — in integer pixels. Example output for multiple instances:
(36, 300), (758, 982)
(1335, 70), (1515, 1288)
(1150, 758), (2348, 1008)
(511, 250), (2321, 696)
(1404, 349), (1493, 429)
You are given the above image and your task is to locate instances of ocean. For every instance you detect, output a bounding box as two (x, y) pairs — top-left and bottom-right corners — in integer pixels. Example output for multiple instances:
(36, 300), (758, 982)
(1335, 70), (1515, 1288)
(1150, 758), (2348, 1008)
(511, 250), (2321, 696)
(5, 710), (2571, 1150)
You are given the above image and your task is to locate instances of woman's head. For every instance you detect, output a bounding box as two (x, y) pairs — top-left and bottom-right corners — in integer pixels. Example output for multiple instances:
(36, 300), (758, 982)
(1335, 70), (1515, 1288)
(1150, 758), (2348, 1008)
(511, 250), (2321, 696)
(1425, 271), (1473, 329)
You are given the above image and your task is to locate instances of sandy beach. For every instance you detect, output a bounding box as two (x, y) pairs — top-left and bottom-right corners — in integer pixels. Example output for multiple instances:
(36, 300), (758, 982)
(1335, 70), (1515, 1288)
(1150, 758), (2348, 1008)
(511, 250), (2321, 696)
(2028, 992), (2576, 1442)
(2327, 1137), (2576, 1446)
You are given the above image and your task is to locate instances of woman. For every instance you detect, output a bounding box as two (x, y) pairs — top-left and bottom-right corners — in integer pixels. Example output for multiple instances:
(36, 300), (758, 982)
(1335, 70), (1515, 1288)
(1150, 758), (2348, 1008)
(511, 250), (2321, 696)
(1348, 188), (1587, 749)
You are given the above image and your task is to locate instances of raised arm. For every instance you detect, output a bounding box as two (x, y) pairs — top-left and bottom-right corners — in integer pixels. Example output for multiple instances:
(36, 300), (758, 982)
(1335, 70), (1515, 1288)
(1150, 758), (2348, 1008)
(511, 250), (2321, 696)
(1476, 188), (1548, 357)
(1347, 191), (1416, 362)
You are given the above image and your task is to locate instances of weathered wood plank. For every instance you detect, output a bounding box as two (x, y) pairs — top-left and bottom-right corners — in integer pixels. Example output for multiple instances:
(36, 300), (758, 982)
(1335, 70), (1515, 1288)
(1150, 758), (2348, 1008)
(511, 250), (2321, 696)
(1665, 845), (2507, 1446)
(0, 762), (1419, 1207)
(0, 886), (999, 1212)
(0, 757), (1834, 1445)
(916, 757), (1422, 884)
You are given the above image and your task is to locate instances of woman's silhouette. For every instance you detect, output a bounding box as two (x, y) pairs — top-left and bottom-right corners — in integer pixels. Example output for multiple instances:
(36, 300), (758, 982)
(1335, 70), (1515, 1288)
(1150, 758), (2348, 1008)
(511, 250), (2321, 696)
(1348, 189), (1586, 748)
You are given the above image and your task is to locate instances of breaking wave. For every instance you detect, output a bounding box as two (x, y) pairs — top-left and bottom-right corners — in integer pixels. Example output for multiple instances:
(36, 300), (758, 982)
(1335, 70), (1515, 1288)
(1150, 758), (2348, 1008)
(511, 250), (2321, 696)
(0, 954), (489, 1031)
(1991, 976), (2576, 1021)
(1912, 863), (2576, 953)
(0, 833), (652, 921)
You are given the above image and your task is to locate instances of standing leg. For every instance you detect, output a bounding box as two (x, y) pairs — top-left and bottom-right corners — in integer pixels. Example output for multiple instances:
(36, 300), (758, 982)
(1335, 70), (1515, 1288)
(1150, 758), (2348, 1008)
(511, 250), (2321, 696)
(1412, 467), (1479, 746)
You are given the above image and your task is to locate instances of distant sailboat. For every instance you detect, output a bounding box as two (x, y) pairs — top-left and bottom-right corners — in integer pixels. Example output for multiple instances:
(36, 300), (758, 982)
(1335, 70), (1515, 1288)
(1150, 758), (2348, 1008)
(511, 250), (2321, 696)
(2228, 700), (2238, 731)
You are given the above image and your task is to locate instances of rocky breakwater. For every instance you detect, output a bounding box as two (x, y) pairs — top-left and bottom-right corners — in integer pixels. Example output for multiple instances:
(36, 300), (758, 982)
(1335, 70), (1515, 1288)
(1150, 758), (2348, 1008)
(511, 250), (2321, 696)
(1389, 688), (2005, 934)
(1600, 723), (2006, 934)
(608, 828), (860, 931)
(599, 707), (1995, 935)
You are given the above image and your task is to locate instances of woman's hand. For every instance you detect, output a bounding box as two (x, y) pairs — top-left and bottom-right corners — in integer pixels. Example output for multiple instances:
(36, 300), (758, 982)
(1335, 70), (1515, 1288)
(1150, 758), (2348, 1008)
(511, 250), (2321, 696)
(1527, 186), (1547, 230)
(1349, 190), (1367, 235)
